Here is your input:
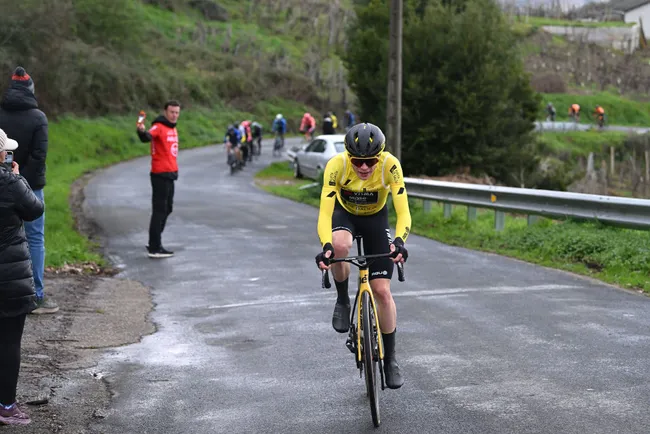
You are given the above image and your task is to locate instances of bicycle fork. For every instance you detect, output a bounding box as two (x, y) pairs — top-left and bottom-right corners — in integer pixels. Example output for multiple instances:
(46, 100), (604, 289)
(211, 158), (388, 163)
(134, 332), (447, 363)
(345, 269), (386, 389)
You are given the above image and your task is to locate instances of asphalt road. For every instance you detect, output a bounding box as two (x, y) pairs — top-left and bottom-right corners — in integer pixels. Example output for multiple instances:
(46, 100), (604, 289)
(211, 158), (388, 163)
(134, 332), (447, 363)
(84, 139), (650, 434)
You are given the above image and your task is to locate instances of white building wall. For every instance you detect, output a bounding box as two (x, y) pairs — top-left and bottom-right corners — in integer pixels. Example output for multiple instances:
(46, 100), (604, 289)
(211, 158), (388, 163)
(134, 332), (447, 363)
(542, 24), (640, 53)
(625, 3), (650, 41)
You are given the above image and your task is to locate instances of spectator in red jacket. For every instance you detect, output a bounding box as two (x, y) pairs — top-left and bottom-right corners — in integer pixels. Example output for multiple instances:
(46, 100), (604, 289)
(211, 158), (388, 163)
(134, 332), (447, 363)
(137, 100), (181, 258)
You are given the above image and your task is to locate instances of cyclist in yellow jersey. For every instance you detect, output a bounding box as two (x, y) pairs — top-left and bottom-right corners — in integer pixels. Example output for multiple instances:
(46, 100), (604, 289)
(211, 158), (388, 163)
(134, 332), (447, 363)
(315, 123), (411, 389)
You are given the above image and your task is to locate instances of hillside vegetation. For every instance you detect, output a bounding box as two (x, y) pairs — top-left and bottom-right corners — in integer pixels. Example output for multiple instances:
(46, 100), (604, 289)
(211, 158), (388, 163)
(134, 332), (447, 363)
(0, 0), (353, 118)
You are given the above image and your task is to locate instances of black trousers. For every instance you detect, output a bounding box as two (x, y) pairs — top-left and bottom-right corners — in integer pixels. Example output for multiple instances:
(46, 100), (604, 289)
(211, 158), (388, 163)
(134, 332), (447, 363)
(149, 174), (175, 250)
(0, 314), (27, 405)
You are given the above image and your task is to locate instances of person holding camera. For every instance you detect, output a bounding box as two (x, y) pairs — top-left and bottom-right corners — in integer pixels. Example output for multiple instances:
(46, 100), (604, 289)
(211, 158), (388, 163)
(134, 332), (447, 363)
(0, 128), (45, 426)
(137, 101), (181, 258)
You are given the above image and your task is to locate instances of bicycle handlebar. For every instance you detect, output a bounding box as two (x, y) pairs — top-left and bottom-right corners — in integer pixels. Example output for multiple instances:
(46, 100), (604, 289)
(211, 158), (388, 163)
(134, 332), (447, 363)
(321, 252), (405, 289)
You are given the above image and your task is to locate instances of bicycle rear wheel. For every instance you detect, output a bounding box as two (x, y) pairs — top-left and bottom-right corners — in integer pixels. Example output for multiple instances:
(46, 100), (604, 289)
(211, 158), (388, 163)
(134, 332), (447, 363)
(362, 292), (380, 427)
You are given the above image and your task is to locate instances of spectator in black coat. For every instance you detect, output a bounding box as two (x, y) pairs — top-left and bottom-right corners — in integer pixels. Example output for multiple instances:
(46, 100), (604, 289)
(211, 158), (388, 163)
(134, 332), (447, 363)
(0, 66), (57, 314)
(0, 128), (44, 426)
(322, 112), (335, 135)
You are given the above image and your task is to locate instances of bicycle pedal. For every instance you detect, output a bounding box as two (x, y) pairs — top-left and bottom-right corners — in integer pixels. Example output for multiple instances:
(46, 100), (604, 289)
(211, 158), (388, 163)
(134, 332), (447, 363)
(345, 337), (356, 354)
(346, 328), (357, 354)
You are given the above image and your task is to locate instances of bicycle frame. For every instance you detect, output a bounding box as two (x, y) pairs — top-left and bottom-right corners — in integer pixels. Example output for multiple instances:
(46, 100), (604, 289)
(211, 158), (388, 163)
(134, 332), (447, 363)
(353, 262), (384, 365)
(321, 239), (405, 427)
(322, 238), (405, 366)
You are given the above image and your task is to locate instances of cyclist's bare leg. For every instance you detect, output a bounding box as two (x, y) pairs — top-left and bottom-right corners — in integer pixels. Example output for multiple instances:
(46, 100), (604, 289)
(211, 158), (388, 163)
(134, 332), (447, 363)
(369, 279), (396, 333)
(226, 143), (234, 163)
(331, 230), (352, 282)
(331, 230), (353, 333)
(371, 277), (403, 388)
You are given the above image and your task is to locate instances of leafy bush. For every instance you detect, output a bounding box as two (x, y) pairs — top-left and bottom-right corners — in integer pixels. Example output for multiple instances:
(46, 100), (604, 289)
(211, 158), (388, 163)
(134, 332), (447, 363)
(344, 0), (541, 185)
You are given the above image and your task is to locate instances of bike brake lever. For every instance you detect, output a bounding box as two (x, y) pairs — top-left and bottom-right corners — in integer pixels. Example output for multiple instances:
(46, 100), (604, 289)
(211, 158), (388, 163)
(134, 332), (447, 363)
(322, 270), (331, 289)
(397, 262), (405, 282)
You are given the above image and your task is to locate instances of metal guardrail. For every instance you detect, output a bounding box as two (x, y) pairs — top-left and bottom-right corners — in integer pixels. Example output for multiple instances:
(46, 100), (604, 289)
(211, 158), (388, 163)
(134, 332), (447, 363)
(404, 178), (650, 231)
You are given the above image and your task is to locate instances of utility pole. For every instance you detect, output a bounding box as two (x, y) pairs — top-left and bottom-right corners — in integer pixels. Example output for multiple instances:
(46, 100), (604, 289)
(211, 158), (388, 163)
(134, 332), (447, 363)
(386, 0), (403, 160)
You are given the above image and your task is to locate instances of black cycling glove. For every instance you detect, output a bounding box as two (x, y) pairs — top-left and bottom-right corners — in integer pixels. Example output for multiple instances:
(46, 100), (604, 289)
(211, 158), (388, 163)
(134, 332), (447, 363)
(391, 237), (408, 262)
(315, 243), (335, 267)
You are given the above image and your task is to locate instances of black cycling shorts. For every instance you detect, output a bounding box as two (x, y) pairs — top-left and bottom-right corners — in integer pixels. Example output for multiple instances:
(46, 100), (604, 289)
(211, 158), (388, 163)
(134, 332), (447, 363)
(332, 201), (393, 280)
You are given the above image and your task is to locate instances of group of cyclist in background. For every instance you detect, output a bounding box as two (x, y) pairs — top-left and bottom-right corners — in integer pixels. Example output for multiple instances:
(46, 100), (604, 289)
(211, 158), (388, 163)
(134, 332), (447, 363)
(223, 119), (263, 171)
(223, 110), (358, 171)
(299, 110), (356, 140)
(546, 102), (606, 128)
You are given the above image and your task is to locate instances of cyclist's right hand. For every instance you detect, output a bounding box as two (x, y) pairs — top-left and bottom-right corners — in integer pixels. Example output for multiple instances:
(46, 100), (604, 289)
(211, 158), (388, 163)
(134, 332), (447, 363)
(316, 243), (334, 270)
(390, 237), (408, 263)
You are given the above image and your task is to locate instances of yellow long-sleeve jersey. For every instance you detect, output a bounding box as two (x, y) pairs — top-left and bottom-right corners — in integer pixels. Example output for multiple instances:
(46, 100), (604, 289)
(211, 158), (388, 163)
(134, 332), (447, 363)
(317, 151), (412, 246)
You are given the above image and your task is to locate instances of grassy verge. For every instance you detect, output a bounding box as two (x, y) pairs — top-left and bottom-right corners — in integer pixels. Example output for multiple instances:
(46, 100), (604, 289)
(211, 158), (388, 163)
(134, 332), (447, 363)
(256, 162), (650, 292)
(254, 162), (320, 206)
(46, 102), (303, 268)
(536, 130), (629, 157)
(539, 92), (650, 126)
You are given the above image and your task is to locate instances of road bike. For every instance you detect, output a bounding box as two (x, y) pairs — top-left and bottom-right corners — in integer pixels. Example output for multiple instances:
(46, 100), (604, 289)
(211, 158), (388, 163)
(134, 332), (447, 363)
(322, 235), (405, 427)
(273, 133), (285, 157)
(301, 129), (314, 143)
(251, 136), (262, 157)
(226, 145), (243, 175)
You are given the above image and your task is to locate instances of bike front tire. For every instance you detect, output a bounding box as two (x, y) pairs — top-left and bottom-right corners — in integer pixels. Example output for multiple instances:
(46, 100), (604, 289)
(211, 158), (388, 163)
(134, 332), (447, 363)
(362, 292), (380, 427)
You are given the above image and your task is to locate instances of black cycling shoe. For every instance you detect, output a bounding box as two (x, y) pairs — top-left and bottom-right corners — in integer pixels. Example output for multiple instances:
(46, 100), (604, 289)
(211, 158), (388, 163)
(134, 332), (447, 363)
(383, 358), (404, 389)
(332, 302), (350, 333)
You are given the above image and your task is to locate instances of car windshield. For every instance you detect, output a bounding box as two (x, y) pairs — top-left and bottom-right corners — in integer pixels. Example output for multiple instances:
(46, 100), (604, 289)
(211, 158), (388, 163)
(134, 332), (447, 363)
(334, 142), (345, 153)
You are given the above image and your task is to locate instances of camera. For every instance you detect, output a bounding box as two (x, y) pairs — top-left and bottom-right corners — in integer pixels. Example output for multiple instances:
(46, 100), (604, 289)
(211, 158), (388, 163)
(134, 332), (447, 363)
(4, 151), (13, 170)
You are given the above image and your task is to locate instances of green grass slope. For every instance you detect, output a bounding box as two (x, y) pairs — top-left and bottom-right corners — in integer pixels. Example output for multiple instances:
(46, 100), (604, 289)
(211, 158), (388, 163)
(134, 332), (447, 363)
(0, 0), (353, 120)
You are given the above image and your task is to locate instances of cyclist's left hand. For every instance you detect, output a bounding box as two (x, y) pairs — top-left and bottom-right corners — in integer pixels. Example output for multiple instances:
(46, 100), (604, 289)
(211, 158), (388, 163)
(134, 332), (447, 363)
(390, 237), (408, 263)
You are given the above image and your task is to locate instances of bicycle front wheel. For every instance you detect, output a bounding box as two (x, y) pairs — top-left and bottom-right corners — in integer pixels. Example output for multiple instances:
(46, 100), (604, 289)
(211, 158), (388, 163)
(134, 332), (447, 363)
(362, 292), (380, 427)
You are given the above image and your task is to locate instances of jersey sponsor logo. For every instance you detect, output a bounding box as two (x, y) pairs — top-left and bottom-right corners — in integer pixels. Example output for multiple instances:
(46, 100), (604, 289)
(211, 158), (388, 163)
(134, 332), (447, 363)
(171, 142), (178, 157)
(403, 226), (410, 240)
(329, 171), (338, 186)
(390, 164), (401, 183)
(340, 188), (379, 205)
(371, 270), (388, 276)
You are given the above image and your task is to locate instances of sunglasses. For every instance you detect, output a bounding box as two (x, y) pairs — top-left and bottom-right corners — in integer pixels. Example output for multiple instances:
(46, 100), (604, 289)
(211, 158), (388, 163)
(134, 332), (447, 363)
(350, 157), (379, 168)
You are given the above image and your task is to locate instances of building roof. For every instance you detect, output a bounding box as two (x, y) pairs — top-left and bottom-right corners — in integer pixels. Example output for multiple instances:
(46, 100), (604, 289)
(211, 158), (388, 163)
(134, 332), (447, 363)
(572, 0), (650, 19)
(611, 0), (650, 13)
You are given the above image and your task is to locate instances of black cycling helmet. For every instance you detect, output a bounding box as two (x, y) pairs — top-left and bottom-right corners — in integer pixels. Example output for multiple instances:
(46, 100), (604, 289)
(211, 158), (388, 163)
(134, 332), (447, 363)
(344, 123), (386, 158)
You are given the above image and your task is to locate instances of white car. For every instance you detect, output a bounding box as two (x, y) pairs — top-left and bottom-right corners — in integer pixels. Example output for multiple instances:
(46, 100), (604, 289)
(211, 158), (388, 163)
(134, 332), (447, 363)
(293, 134), (346, 180)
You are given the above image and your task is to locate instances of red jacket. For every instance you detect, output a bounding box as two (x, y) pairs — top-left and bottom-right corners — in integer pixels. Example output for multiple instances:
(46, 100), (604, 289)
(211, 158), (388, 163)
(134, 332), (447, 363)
(138, 116), (178, 176)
